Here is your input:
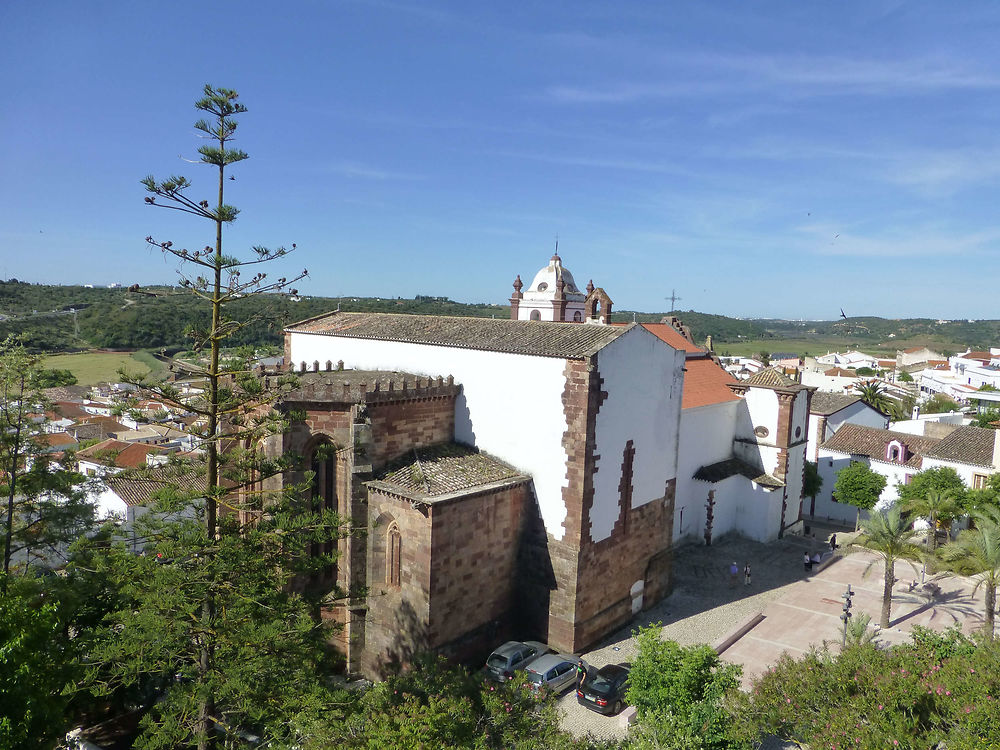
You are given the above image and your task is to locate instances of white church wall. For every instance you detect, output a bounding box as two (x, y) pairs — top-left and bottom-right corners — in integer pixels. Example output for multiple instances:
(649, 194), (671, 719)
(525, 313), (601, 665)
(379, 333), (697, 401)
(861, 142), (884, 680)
(589, 328), (685, 542)
(706, 478), (782, 543)
(734, 389), (780, 475)
(674, 400), (740, 543)
(288, 333), (574, 539)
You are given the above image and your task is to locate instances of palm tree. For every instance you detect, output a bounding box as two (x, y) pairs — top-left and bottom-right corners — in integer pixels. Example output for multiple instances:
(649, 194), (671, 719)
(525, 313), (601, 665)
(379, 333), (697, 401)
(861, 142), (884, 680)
(854, 379), (894, 416)
(901, 489), (960, 551)
(859, 505), (921, 628)
(939, 506), (1000, 641)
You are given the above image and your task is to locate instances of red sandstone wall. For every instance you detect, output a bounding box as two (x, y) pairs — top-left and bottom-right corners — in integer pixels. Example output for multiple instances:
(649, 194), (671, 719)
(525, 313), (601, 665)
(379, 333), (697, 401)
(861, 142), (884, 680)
(368, 398), (454, 467)
(427, 482), (527, 655)
(363, 490), (433, 677)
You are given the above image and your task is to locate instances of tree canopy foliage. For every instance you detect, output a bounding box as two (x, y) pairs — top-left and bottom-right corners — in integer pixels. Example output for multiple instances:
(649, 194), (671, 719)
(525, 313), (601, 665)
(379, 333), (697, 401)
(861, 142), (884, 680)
(733, 627), (1000, 750)
(896, 467), (968, 511)
(834, 462), (887, 515)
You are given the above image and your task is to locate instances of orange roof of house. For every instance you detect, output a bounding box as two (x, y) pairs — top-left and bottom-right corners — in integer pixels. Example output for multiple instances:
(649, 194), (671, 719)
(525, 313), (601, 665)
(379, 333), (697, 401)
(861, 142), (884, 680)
(824, 367), (857, 377)
(640, 323), (704, 353)
(927, 360), (947, 366)
(964, 351), (992, 361)
(53, 401), (90, 419)
(903, 346), (924, 354)
(77, 438), (165, 468)
(877, 360), (896, 368)
(683, 358), (740, 409)
(43, 432), (78, 448)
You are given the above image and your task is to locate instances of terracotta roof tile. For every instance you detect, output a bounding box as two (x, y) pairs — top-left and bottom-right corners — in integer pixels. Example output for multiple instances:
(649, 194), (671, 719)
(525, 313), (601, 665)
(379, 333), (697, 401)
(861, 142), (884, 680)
(924, 425), (996, 467)
(639, 323), (703, 353)
(810, 392), (862, 416)
(106, 466), (206, 507)
(286, 311), (630, 359)
(53, 401), (90, 419)
(683, 358), (740, 409)
(42, 432), (78, 448)
(820, 423), (938, 467)
(824, 367), (858, 377)
(741, 367), (807, 390)
(368, 443), (527, 501)
(77, 438), (166, 469)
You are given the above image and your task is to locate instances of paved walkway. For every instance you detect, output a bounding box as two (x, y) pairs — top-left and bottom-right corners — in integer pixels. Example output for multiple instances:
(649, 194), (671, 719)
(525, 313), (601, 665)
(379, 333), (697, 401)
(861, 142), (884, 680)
(557, 527), (992, 742)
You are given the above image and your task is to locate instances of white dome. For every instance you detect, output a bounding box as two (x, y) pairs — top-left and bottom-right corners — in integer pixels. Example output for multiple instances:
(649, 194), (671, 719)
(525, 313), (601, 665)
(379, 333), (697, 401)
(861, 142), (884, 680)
(523, 255), (585, 301)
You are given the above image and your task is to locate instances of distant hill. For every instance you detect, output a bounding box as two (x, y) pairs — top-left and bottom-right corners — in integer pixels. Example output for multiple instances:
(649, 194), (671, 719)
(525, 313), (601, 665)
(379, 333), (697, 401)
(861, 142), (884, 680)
(2, 280), (997, 355)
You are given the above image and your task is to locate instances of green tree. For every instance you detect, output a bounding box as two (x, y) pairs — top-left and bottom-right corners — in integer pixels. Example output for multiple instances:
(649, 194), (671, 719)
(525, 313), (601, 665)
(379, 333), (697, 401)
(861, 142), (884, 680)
(308, 654), (579, 749)
(1, 337), (93, 589)
(756, 350), (771, 366)
(898, 369), (914, 383)
(853, 379), (892, 415)
(896, 466), (968, 511)
(973, 409), (1000, 429)
(803, 460), (822, 510)
(859, 504), (921, 628)
(922, 393), (961, 414)
(0, 581), (77, 749)
(833, 461), (886, 530)
(83, 86), (338, 750)
(625, 625), (743, 750)
(37, 368), (78, 388)
(939, 506), (1000, 640)
(901, 488), (960, 550)
(732, 628), (1000, 749)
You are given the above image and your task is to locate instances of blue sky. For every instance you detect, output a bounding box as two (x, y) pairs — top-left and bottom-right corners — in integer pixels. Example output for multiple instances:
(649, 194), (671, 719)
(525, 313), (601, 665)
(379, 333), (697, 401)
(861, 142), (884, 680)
(3, 1), (1000, 319)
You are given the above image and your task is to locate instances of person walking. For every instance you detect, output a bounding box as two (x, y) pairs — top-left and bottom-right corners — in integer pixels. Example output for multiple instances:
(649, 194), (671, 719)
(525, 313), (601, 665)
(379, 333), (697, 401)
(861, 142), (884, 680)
(576, 659), (587, 689)
(729, 561), (739, 588)
(744, 563), (752, 586)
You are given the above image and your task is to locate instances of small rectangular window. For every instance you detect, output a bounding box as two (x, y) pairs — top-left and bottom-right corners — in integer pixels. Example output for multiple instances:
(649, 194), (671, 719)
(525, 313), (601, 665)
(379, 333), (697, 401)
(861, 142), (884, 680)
(974, 474), (988, 489)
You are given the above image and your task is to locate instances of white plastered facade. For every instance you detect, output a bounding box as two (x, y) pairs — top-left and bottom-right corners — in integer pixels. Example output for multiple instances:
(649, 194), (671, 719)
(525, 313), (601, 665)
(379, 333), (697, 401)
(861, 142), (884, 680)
(589, 328), (685, 542)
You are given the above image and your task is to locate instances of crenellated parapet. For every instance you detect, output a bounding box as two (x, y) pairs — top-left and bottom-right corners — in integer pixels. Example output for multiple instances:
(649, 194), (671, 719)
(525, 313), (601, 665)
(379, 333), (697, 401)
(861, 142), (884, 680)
(253, 365), (461, 406)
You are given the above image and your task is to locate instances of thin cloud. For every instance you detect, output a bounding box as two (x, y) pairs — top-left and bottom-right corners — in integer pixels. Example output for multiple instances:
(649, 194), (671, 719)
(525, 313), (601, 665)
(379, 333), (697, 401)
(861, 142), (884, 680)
(545, 53), (1000, 104)
(325, 161), (423, 181)
(794, 223), (1000, 258)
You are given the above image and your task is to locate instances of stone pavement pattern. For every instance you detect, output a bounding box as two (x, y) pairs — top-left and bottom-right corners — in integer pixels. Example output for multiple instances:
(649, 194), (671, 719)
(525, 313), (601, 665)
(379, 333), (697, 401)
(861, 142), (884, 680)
(557, 529), (991, 742)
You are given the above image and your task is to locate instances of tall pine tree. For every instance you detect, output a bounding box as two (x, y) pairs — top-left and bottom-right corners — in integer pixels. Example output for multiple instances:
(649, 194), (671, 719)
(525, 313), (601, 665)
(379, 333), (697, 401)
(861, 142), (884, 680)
(84, 86), (349, 750)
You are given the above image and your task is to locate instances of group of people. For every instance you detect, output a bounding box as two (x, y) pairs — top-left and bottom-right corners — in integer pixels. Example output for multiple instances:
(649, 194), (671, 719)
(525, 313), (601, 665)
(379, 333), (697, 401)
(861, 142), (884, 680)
(804, 534), (838, 572)
(728, 561), (752, 587)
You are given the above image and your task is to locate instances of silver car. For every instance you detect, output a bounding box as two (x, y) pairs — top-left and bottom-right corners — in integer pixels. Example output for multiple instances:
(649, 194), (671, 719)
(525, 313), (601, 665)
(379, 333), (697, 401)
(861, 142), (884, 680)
(484, 640), (550, 682)
(523, 653), (579, 696)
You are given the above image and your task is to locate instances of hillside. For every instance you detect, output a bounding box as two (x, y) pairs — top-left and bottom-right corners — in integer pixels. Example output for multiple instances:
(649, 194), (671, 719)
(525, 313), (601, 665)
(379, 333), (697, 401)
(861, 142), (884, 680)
(2, 280), (996, 356)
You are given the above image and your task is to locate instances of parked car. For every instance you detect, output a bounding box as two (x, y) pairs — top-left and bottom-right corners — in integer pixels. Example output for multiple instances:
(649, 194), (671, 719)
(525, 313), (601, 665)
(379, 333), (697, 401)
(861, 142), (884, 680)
(523, 653), (578, 696)
(576, 663), (630, 715)
(483, 640), (550, 683)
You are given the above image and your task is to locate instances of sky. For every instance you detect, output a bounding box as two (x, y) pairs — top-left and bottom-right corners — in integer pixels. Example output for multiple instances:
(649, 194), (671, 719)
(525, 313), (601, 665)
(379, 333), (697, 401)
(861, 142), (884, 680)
(3, 1), (1000, 319)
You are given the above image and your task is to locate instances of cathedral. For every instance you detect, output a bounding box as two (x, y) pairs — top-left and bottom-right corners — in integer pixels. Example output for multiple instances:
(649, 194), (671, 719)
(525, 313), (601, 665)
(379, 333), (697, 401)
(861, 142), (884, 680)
(262, 254), (812, 677)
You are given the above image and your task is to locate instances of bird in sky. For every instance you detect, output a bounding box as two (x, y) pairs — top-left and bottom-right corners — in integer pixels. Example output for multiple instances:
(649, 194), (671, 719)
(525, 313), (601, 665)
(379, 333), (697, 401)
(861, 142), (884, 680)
(840, 308), (848, 320)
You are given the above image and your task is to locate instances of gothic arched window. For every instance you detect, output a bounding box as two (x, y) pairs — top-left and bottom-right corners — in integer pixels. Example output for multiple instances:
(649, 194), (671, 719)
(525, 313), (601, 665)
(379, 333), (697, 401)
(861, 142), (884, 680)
(529, 310), (541, 321)
(307, 439), (337, 562)
(386, 523), (402, 587)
